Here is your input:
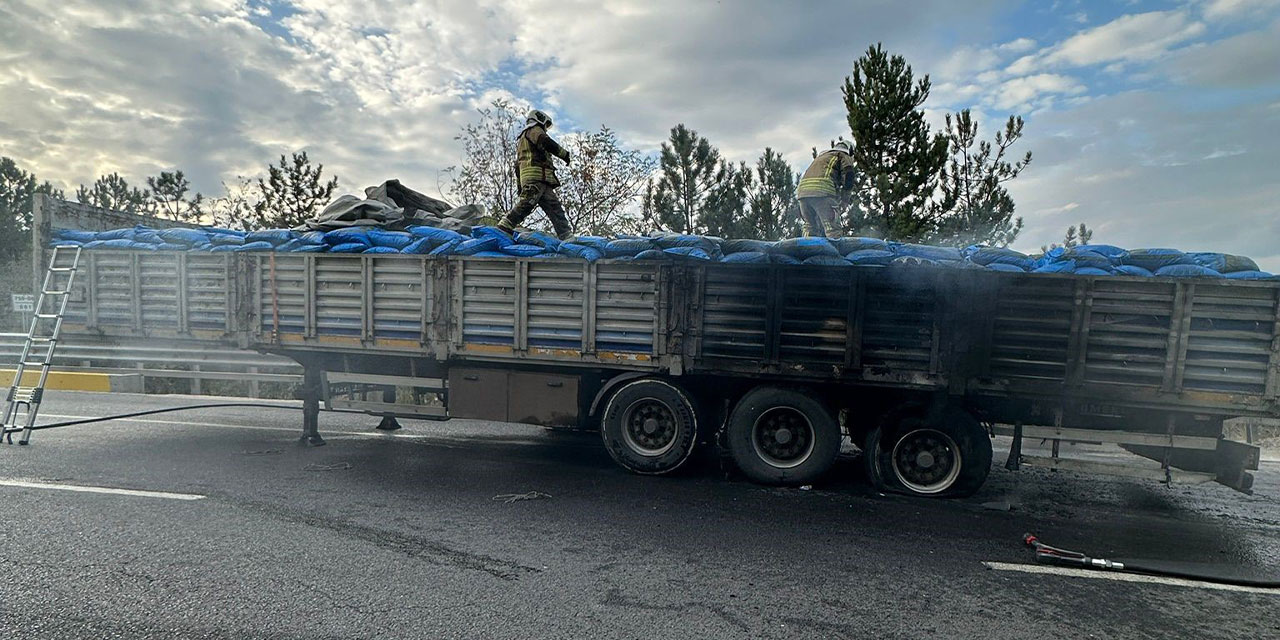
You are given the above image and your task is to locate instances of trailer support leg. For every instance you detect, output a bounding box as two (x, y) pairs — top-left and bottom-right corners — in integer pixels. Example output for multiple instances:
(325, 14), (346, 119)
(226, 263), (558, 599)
(375, 386), (402, 431)
(300, 366), (326, 446)
(1005, 422), (1023, 471)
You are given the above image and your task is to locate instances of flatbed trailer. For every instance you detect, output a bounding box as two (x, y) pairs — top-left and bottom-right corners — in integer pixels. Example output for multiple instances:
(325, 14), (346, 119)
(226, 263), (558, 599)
(31, 196), (1271, 496)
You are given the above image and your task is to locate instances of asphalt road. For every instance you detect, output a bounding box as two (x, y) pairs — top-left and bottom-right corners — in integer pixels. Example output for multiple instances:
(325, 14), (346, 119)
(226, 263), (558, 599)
(1, 390), (1277, 639)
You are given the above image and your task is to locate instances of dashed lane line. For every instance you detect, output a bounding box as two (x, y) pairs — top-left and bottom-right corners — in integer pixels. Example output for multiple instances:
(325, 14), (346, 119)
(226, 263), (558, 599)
(983, 562), (1279, 595)
(0, 479), (205, 501)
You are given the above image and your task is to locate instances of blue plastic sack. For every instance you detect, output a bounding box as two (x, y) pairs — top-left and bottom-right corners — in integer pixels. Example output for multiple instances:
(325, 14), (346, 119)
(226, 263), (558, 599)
(721, 251), (770, 263)
(360, 246), (398, 254)
(468, 251), (509, 258)
(367, 229), (414, 250)
(1155, 264), (1224, 278)
(662, 247), (712, 261)
(559, 242), (604, 261)
(455, 237), (500, 256)
(408, 226), (465, 245)
(1032, 260), (1076, 273)
(54, 228), (97, 243)
(401, 237), (436, 255)
(653, 234), (719, 257)
(1223, 270), (1274, 280)
(514, 230), (562, 251)
(845, 249), (895, 266)
(892, 256), (940, 266)
(1073, 267), (1113, 276)
(471, 226), (514, 248)
(500, 244), (548, 257)
(154, 243), (188, 251)
(428, 238), (462, 256)
(201, 227), (246, 238)
(1125, 248), (1193, 271)
(328, 242), (368, 254)
(893, 243), (962, 262)
(208, 233), (244, 246)
(1187, 252), (1259, 274)
(1113, 265), (1153, 277)
(323, 228), (373, 247)
(803, 255), (851, 267)
(210, 245), (238, 253)
(772, 237), (838, 259)
(966, 246), (1034, 270)
(96, 228), (136, 241)
(722, 239), (775, 254)
(604, 238), (656, 258)
(158, 228), (209, 246)
(83, 238), (142, 250)
(986, 263), (1026, 273)
(771, 254), (802, 265)
(1076, 245), (1129, 263)
(247, 229), (297, 246)
(1060, 249), (1113, 270)
(834, 237), (888, 254)
(570, 235), (611, 252)
(633, 249), (665, 261)
(233, 241), (275, 252)
(290, 244), (327, 253)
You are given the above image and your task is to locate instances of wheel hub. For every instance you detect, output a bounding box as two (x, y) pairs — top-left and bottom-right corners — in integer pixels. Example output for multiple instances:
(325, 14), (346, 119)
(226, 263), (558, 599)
(621, 399), (679, 456)
(890, 428), (962, 495)
(752, 407), (815, 469)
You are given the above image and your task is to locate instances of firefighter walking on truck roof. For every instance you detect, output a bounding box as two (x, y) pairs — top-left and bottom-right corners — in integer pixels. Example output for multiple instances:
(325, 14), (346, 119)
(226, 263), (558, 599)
(497, 109), (574, 240)
(796, 140), (856, 239)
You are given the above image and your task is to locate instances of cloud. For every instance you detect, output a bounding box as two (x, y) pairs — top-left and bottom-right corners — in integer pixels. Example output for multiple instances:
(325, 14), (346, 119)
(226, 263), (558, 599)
(1201, 0), (1280, 20)
(1166, 19), (1280, 88)
(992, 74), (1086, 110)
(1043, 10), (1206, 67)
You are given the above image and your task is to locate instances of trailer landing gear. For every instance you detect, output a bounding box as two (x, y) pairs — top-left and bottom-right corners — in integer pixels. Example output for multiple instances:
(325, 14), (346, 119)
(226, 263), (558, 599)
(300, 367), (326, 447)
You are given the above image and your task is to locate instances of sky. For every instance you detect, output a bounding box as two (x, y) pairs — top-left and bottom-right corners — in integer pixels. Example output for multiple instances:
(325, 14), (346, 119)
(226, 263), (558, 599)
(1, 0), (1278, 267)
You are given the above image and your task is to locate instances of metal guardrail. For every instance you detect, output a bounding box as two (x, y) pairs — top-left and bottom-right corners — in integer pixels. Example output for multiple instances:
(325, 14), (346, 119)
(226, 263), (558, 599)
(0, 333), (301, 397)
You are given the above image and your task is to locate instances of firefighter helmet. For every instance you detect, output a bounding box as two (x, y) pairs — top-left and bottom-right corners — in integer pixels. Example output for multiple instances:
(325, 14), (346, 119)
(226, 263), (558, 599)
(527, 109), (553, 129)
(831, 140), (853, 155)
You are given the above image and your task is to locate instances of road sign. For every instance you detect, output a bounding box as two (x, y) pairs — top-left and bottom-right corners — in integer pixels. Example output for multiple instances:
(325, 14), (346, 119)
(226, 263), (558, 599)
(11, 294), (34, 313)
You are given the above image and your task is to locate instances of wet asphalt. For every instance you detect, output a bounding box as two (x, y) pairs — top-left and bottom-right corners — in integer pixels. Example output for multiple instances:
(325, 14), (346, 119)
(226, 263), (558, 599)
(0, 390), (1277, 639)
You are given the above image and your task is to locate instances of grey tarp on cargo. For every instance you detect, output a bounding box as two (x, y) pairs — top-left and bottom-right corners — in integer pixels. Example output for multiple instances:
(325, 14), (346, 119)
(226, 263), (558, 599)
(300, 180), (483, 232)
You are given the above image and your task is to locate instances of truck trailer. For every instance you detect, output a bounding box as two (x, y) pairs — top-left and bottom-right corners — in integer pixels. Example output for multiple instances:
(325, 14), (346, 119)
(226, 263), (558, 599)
(24, 196), (1271, 497)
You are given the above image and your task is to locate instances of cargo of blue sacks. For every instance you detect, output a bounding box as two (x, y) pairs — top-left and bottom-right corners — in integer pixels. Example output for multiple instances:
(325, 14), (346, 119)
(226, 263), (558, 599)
(51, 225), (1275, 280)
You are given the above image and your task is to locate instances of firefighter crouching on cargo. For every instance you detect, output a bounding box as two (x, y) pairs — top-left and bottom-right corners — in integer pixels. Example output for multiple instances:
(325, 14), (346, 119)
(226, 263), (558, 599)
(796, 140), (856, 239)
(497, 109), (574, 240)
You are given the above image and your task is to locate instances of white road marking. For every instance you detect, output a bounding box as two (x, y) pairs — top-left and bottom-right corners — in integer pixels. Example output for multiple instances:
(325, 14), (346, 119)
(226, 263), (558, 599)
(0, 479), (205, 501)
(983, 562), (1279, 595)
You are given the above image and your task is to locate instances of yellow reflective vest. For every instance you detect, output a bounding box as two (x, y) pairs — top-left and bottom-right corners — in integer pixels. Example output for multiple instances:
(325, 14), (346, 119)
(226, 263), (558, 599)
(515, 124), (570, 188)
(797, 149), (856, 198)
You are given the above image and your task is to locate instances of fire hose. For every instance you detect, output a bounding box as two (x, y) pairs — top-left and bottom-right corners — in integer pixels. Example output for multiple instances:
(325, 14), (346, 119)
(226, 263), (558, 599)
(1024, 533), (1280, 588)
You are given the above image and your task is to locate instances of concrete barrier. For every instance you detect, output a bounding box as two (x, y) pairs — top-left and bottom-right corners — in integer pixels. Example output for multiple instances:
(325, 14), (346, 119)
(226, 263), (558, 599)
(0, 370), (144, 393)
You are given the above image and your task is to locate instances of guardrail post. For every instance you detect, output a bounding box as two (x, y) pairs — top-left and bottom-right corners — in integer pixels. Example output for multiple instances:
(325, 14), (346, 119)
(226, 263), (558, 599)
(191, 364), (202, 395)
(249, 366), (260, 398)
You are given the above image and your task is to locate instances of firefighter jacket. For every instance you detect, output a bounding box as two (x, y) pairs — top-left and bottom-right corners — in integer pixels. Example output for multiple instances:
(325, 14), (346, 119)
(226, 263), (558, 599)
(797, 149), (856, 198)
(515, 124), (570, 188)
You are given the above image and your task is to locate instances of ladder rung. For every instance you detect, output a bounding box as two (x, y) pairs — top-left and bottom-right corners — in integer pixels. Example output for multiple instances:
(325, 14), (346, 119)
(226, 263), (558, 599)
(21, 361), (50, 367)
(28, 337), (55, 343)
(42, 290), (70, 295)
(48, 267), (77, 272)
(34, 313), (60, 319)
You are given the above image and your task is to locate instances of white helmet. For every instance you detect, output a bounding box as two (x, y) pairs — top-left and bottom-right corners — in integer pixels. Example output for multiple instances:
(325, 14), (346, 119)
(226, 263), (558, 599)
(831, 140), (853, 155)
(527, 109), (553, 129)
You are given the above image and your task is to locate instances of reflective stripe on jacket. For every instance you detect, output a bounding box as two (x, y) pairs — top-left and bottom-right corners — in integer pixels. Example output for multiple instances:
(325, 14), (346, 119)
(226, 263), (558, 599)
(516, 124), (569, 187)
(796, 150), (855, 198)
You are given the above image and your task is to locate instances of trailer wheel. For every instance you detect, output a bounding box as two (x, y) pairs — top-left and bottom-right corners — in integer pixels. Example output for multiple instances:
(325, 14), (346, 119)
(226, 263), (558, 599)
(600, 379), (698, 475)
(869, 405), (992, 498)
(726, 387), (840, 486)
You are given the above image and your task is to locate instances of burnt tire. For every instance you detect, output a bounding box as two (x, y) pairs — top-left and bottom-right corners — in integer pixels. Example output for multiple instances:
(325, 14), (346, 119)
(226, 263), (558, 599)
(867, 404), (992, 498)
(600, 379), (699, 475)
(726, 386), (840, 486)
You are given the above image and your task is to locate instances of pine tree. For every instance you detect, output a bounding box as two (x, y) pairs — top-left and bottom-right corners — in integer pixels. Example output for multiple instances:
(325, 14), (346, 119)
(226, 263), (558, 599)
(642, 124), (723, 234)
(746, 148), (799, 240)
(76, 172), (149, 212)
(146, 170), (205, 222)
(701, 161), (753, 239)
(0, 157), (63, 263)
(1041, 223), (1094, 253)
(933, 111), (1032, 247)
(842, 44), (949, 242)
(246, 152), (339, 229)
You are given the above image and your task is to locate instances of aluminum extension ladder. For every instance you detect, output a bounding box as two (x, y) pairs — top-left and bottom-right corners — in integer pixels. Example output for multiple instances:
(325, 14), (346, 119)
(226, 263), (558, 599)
(3, 245), (82, 445)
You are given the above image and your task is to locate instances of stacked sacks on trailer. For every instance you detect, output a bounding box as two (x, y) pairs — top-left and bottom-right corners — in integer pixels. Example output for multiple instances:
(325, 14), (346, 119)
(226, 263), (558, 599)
(48, 225), (1278, 279)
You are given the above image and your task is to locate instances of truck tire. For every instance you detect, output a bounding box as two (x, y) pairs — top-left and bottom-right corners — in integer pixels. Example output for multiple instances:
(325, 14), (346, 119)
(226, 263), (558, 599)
(725, 386), (840, 486)
(868, 404), (992, 498)
(600, 379), (699, 475)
